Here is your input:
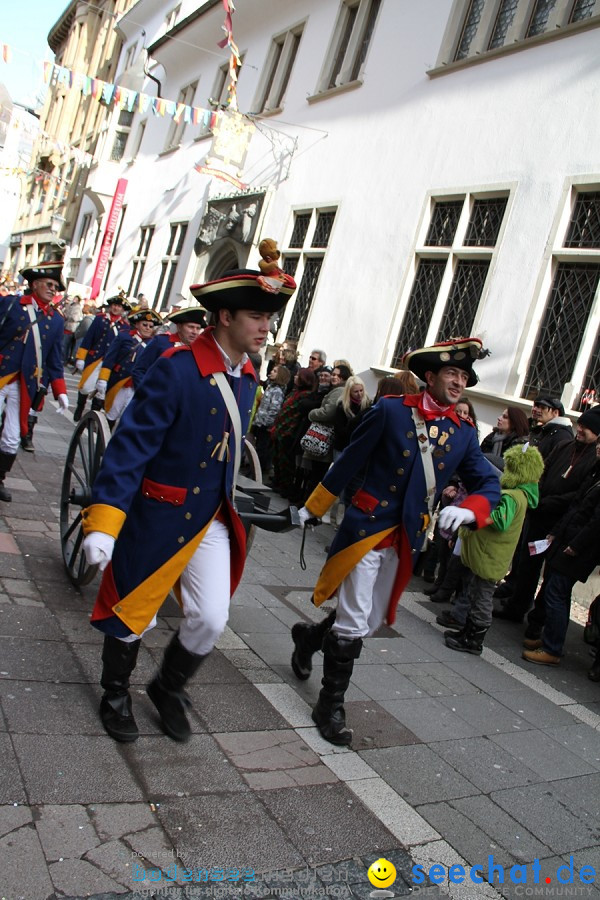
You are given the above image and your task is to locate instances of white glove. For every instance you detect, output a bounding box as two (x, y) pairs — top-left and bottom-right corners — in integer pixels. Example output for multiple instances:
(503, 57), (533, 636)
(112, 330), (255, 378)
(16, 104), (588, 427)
(297, 506), (313, 529)
(438, 506), (476, 533)
(83, 532), (115, 571)
(95, 379), (107, 399)
(57, 394), (69, 414)
(75, 359), (85, 372)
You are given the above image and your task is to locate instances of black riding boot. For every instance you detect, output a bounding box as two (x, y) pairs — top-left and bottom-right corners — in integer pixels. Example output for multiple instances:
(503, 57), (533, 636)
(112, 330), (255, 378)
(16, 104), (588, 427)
(99, 636), (141, 742)
(73, 392), (87, 423)
(0, 450), (17, 502)
(291, 609), (336, 680)
(428, 554), (465, 603)
(147, 632), (206, 742)
(21, 416), (36, 452)
(445, 618), (488, 655)
(312, 630), (363, 746)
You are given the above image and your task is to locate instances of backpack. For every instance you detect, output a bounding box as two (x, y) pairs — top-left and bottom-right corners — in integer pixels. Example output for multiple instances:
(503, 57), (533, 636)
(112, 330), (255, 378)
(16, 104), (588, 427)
(584, 595), (600, 646)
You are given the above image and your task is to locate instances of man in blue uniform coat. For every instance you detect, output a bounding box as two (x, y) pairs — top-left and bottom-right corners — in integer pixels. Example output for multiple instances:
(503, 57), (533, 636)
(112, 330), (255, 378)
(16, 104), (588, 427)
(0, 261), (69, 501)
(95, 306), (162, 427)
(131, 306), (206, 390)
(73, 293), (130, 421)
(82, 269), (295, 743)
(291, 338), (501, 746)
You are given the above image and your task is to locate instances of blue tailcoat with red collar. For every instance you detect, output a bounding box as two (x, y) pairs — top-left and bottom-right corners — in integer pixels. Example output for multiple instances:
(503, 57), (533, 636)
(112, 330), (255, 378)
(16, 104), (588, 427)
(305, 394), (501, 624)
(82, 327), (257, 637)
(131, 332), (177, 389)
(76, 312), (129, 387)
(0, 293), (66, 434)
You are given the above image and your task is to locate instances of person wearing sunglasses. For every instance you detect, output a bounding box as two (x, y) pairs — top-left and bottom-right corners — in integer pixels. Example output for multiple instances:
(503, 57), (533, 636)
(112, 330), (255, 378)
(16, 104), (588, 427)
(0, 261), (69, 501)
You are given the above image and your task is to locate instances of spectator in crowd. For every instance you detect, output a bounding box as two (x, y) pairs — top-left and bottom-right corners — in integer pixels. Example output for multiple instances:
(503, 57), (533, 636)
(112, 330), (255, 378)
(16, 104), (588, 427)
(250, 364), (291, 475)
(529, 395), (573, 459)
(332, 375), (371, 460)
(307, 349), (326, 372)
(300, 363), (352, 498)
(62, 295), (83, 364)
(480, 406), (530, 459)
(494, 408), (600, 623)
(333, 358), (354, 376)
(136, 293), (149, 309)
(441, 443), (543, 654)
(271, 367), (317, 498)
(522, 432), (600, 667)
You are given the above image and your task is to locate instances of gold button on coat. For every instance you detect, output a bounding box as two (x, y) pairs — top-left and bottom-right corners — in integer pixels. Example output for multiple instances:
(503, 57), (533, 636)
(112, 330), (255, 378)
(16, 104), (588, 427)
(178, 536), (185, 544)
(381, 500), (388, 507)
(185, 512), (192, 519)
(358, 529), (366, 537)
(193, 486), (200, 494)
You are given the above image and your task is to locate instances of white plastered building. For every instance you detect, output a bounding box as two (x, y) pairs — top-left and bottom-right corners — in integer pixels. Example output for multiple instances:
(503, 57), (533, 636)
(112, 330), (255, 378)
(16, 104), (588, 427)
(67, 0), (600, 427)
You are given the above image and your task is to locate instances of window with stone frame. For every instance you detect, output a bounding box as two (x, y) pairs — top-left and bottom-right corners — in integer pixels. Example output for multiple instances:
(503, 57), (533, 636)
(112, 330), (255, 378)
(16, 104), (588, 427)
(128, 225), (155, 297)
(522, 190), (600, 404)
(196, 57), (245, 139)
(434, 0), (600, 68)
(390, 193), (508, 367)
(154, 222), (188, 311)
(315, 0), (382, 94)
(280, 208), (337, 342)
(164, 82), (198, 151)
(254, 23), (304, 114)
(110, 109), (135, 162)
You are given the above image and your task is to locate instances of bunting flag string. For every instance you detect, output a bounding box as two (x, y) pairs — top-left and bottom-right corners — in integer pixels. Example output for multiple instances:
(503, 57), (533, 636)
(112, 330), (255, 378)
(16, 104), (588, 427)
(0, 102), (95, 167)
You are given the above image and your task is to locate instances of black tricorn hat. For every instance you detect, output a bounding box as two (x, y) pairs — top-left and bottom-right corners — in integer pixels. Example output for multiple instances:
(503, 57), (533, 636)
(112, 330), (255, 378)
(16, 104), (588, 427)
(168, 306), (207, 326)
(189, 268), (296, 314)
(128, 306), (162, 325)
(103, 291), (131, 311)
(20, 261), (65, 292)
(403, 337), (484, 388)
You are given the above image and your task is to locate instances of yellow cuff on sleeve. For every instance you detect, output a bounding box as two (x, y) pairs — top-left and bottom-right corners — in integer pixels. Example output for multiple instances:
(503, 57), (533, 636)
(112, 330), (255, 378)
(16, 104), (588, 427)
(76, 347), (88, 361)
(99, 367), (111, 381)
(82, 504), (127, 538)
(305, 482), (337, 518)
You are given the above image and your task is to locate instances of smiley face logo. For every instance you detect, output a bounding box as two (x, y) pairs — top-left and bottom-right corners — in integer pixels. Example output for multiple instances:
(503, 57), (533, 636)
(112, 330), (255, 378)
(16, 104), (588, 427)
(367, 858), (397, 889)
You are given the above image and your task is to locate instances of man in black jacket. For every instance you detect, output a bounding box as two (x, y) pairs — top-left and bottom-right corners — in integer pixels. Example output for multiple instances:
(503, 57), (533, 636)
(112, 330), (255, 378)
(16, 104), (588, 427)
(529, 395), (573, 460)
(494, 408), (599, 622)
(522, 435), (600, 666)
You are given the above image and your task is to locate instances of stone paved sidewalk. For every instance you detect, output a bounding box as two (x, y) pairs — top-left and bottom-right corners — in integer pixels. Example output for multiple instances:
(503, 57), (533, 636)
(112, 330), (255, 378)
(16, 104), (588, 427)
(0, 383), (599, 900)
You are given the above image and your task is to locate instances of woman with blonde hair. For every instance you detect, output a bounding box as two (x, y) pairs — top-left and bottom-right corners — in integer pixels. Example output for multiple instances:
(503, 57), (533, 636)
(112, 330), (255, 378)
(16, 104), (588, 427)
(333, 376), (371, 458)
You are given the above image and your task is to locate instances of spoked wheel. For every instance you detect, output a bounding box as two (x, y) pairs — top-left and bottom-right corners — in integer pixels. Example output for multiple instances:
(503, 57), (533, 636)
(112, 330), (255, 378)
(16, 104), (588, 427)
(60, 410), (111, 585)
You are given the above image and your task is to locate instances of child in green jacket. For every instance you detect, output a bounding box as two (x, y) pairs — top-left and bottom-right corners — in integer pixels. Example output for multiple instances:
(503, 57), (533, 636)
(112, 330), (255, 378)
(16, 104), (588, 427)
(443, 442), (544, 655)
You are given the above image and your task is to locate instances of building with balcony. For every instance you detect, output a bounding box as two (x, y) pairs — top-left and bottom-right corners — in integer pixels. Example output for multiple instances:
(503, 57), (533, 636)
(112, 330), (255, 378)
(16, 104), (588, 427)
(17, 0), (600, 424)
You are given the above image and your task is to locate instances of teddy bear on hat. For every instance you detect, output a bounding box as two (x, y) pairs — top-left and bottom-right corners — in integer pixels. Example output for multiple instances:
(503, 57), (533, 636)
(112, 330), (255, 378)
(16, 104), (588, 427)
(258, 238), (285, 282)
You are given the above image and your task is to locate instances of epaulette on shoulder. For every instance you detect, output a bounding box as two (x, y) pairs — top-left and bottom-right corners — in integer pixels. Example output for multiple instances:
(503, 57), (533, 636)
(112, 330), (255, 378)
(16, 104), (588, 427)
(163, 345), (192, 359)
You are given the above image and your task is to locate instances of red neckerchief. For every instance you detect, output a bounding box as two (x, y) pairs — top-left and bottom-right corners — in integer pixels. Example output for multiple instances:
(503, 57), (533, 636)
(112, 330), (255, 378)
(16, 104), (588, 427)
(109, 313), (123, 324)
(403, 392), (461, 426)
(27, 292), (52, 315)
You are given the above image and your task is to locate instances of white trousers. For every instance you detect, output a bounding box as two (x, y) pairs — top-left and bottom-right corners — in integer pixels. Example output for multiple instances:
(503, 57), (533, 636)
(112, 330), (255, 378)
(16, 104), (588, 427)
(333, 546), (399, 640)
(106, 386), (134, 424)
(118, 519), (231, 656)
(80, 360), (101, 395)
(0, 381), (21, 453)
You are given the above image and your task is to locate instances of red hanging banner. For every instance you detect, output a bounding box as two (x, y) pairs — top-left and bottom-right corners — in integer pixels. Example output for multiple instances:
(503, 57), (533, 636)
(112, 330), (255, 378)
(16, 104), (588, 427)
(90, 178), (128, 299)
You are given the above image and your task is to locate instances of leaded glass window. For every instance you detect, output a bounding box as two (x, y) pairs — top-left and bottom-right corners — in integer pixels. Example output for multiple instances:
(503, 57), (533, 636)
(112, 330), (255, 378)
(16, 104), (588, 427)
(526, 0), (557, 36)
(570, 0), (596, 21)
(289, 214), (311, 248)
(564, 193), (600, 248)
(391, 259), (447, 366)
(578, 330), (600, 407)
(455, 0), (486, 60)
(286, 258), (323, 340)
(436, 260), (490, 339)
(425, 201), (463, 247)
(488, 0), (519, 48)
(311, 211), (336, 247)
(464, 198), (508, 246)
(522, 263), (600, 398)
(282, 256), (299, 278)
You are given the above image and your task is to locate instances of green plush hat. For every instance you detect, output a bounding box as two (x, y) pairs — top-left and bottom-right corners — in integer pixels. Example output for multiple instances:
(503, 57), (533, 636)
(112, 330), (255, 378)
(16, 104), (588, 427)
(500, 443), (544, 489)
